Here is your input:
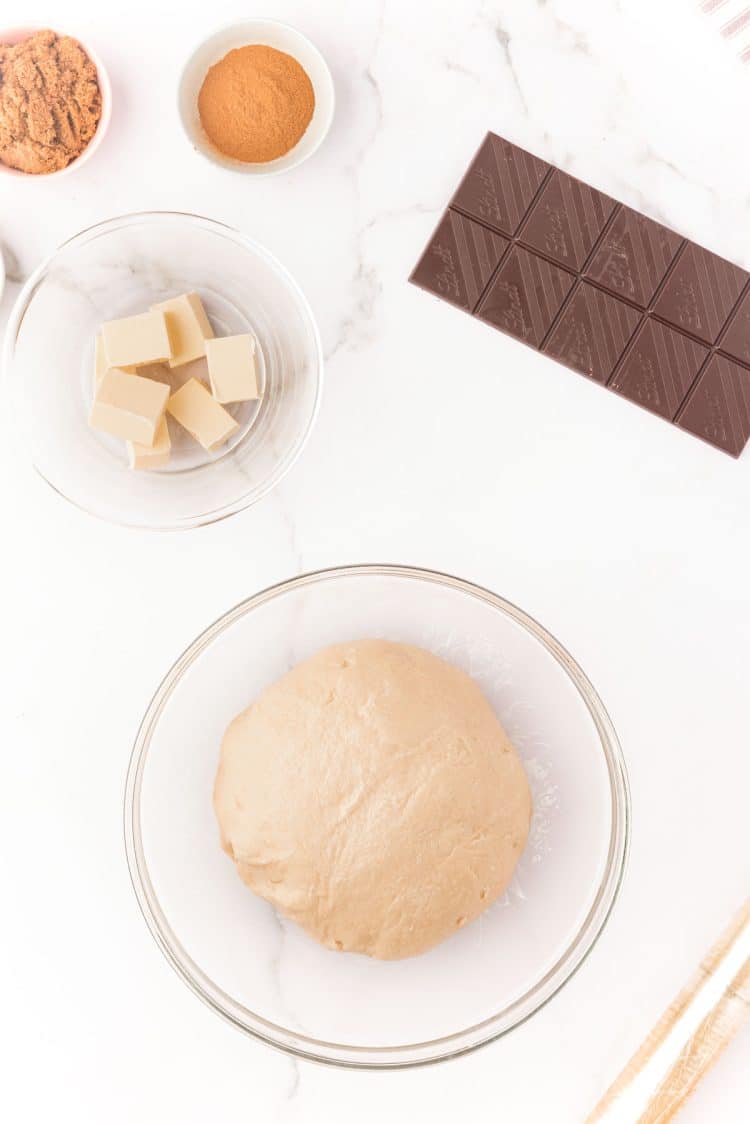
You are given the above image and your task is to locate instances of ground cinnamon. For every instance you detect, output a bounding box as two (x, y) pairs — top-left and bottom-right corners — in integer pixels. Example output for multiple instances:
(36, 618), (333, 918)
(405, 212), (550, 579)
(197, 44), (315, 164)
(0, 29), (102, 174)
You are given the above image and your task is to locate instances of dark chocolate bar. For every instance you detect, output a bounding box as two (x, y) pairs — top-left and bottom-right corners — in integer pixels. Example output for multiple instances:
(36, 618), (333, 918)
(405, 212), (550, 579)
(410, 132), (750, 457)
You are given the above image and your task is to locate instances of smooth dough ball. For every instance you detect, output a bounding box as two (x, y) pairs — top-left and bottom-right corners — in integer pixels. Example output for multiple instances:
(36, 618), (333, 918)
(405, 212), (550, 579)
(213, 639), (532, 959)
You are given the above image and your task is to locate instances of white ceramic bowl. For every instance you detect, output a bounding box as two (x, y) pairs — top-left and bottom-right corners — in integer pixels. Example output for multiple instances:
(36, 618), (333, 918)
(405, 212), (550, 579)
(178, 19), (335, 175)
(125, 565), (630, 1067)
(0, 26), (111, 179)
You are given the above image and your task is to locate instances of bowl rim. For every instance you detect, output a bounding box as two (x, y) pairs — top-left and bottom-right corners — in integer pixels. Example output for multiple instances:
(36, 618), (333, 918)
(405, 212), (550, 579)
(2, 210), (324, 531)
(177, 17), (335, 177)
(124, 562), (631, 1068)
(0, 25), (112, 179)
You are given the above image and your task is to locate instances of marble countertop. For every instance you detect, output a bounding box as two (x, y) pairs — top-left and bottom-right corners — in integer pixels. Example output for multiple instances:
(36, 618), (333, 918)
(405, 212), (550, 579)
(1, 1), (749, 1121)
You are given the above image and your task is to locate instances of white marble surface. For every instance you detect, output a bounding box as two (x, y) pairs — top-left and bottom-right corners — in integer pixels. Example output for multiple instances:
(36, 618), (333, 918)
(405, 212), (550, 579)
(1, 1), (749, 1120)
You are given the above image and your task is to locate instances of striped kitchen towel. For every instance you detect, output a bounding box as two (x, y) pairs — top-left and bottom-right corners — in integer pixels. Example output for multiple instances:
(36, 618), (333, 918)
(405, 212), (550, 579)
(701, 0), (750, 60)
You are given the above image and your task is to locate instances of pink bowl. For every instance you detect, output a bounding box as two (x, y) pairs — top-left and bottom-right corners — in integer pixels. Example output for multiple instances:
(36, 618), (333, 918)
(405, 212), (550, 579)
(0, 26), (112, 178)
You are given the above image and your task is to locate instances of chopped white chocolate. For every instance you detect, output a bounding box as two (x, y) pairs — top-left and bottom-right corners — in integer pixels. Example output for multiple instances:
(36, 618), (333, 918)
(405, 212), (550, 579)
(205, 333), (259, 403)
(101, 310), (172, 368)
(127, 416), (171, 470)
(89, 367), (170, 446)
(93, 333), (134, 392)
(167, 378), (240, 451)
(134, 362), (172, 385)
(151, 292), (214, 368)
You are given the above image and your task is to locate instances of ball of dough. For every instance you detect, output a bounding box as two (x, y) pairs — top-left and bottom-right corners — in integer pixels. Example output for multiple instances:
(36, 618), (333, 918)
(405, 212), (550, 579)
(214, 639), (532, 959)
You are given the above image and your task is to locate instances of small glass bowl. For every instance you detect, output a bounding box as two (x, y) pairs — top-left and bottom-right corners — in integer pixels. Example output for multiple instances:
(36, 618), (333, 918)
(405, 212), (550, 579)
(125, 564), (630, 1068)
(3, 212), (322, 529)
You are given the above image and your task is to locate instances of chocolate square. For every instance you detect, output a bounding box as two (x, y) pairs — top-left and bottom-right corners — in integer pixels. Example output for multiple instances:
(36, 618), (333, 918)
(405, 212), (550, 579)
(609, 319), (708, 420)
(587, 207), (683, 307)
(410, 210), (508, 312)
(653, 243), (748, 343)
(676, 353), (750, 456)
(544, 282), (640, 383)
(720, 286), (750, 365)
(476, 247), (574, 347)
(521, 171), (616, 270)
(451, 133), (550, 237)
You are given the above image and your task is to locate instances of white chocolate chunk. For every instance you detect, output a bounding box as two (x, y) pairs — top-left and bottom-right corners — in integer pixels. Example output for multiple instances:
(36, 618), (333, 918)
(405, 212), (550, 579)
(89, 367), (170, 446)
(127, 416), (171, 470)
(167, 378), (239, 451)
(151, 292), (214, 368)
(102, 310), (172, 368)
(93, 333), (133, 392)
(205, 333), (259, 403)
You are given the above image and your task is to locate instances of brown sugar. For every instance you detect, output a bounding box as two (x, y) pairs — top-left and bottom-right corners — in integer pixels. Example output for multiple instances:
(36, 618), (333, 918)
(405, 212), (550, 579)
(0, 29), (102, 174)
(198, 44), (315, 164)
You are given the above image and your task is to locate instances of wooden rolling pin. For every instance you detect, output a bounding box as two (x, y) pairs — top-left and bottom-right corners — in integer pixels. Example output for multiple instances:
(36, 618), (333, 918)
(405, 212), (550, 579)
(586, 898), (750, 1123)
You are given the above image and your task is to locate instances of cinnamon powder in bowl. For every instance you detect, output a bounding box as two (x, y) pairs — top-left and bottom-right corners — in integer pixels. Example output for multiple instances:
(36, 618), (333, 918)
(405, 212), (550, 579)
(178, 20), (335, 176)
(198, 45), (314, 164)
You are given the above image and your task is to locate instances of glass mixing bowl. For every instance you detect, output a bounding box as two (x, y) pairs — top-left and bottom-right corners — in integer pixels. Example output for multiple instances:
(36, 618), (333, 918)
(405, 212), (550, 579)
(3, 212), (322, 529)
(125, 564), (630, 1067)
